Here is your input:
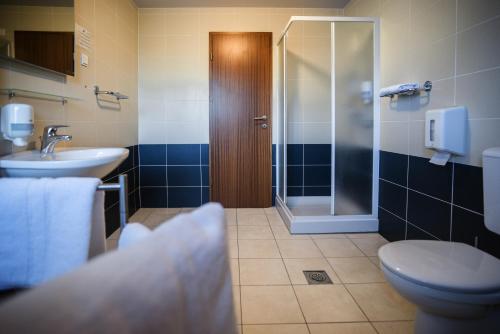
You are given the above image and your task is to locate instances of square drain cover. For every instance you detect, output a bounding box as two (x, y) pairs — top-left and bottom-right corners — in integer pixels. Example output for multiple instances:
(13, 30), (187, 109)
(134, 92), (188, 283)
(303, 270), (333, 285)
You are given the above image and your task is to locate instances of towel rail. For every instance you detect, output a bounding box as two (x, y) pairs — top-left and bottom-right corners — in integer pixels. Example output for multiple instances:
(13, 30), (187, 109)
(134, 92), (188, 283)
(97, 174), (128, 232)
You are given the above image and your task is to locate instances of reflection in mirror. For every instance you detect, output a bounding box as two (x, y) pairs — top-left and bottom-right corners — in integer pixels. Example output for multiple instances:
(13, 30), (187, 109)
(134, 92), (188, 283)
(0, 0), (75, 76)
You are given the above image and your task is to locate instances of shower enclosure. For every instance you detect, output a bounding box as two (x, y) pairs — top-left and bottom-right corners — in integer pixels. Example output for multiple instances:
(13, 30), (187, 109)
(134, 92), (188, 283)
(276, 16), (380, 233)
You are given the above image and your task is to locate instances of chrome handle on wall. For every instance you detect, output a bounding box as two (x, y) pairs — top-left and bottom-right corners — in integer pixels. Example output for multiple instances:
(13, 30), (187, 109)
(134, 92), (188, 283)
(253, 115), (267, 121)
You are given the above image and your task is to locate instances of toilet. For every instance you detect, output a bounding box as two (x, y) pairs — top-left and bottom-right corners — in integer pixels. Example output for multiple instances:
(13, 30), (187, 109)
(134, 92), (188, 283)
(378, 148), (500, 334)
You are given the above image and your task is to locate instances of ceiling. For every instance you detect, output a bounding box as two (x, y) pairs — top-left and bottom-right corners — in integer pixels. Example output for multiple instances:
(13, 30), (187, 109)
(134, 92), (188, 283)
(133, 0), (349, 8)
(0, 0), (73, 6)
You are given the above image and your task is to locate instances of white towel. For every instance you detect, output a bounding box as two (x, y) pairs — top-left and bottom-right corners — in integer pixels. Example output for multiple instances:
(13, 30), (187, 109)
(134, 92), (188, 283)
(379, 82), (420, 97)
(118, 223), (152, 249)
(0, 177), (105, 289)
(0, 203), (236, 334)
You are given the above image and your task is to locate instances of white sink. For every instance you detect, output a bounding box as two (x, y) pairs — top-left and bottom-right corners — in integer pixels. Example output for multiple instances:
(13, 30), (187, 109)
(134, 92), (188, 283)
(0, 147), (129, 178)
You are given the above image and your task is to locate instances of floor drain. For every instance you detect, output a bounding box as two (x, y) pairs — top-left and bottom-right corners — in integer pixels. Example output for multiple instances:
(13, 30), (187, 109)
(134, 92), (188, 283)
(303, 270), (333, 285)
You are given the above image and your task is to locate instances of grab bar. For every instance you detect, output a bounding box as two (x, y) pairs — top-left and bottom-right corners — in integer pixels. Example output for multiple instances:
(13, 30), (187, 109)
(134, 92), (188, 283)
(97, 174), (128, 232)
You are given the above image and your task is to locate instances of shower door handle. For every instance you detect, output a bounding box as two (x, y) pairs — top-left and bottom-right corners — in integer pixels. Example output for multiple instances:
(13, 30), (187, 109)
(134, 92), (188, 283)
(253, 115), (267, 121)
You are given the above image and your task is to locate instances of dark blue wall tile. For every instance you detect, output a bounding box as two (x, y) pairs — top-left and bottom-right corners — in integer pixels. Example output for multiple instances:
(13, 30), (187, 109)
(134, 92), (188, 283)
(167, 144), (200, 165)
(380, 151), (407, 186)
(140, 166), (166, 187)
(105, 205), (120, 238)
(287, 144), (303, 165)
(451, 206), (484, 247)
(141, 187), (167, 208)
(478, 223), (500, 259)
(453, 163), (484, 213)
(272, 144), (276, 165)
(407, 190), (451, 240)
(133, 145), (139, 167)
(201, 144), (209, 165)
(378, 208), (406, 242)
(167, 166), (200, 186)
(304, 144), (331, 165)
(104, 176), (119, 209)
(304, 166), (331, 186)
(202, 187), (209, 204)
(272, 187), (276, 206)
(287, 166), (303, 186)
(304, 186), (331, 196)
(119, 147), (134, 172)
(168, 187), (201, 207)
(133, 167), (139, 190)
(379, 179), (406, 219)
(406, 223), (439, 240)
(408, 156), (452, 201)
(128, 192), (137, 217)
(287, 186), (303, 196)
(272, 166), (276, 187)
(139, 144), (166, 165)
(201, 166), (209, 186)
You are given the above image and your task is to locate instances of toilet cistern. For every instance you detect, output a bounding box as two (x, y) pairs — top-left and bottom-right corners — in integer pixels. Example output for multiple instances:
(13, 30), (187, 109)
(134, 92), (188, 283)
(40, 125), (72, 155)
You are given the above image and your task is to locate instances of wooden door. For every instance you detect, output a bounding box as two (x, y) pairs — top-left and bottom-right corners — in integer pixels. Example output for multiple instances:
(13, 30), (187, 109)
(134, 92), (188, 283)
(209, 32), (272, 208)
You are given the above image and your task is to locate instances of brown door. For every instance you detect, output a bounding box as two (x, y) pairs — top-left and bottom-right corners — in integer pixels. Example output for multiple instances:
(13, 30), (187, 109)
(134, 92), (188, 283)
(209, 32), (272, 208)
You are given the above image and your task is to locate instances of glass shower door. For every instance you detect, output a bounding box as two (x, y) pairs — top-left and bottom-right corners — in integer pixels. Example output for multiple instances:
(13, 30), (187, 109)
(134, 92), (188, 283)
(332, 21), (375, 216)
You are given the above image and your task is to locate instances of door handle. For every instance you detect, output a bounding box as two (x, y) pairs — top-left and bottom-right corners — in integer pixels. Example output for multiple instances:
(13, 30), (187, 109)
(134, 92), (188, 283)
(253, 115), (267, 121)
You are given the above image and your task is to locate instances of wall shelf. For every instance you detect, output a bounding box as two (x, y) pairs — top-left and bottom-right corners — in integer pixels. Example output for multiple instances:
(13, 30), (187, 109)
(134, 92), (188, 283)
(0, 88), (81, 105)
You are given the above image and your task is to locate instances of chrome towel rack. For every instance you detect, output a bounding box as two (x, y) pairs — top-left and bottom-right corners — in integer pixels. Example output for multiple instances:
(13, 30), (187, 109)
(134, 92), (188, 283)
(97, 174), (128, 232)
(94, 85), (129, 100)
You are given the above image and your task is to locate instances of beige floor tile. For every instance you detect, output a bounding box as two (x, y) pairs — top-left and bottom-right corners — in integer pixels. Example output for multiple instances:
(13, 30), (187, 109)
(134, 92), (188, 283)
(142, 213), (175, 228)
(294, 285), (367, 323)
(346, 233), (384, 239)
(351, 238), (388, 257)
(283, 258), (340, 284)
(129, 208), (154, 222)
(264, 207), (278, 215)
(311, 233), (347, 239)
(238, 214), (269, 226)
(243, 324), (309, 334)
(228, 239), (239, 259)
(346, 283), (417, 321)
(327, 257), (385, 283)
(227, 226), (238, 239)
(372, 321), (414, 334)
(271, 225), (310, 240)
(153, 208), (182, 215)
(105, 238), (118, 251)
(277, 239), (323, 258)
(308, 323), (376, 334)
(226, 216), (238, 226)
(238, 239), (281, 259)
(233, 285), (241, 324)
(108, 228), (121, 240)
(238, 208), (266, 216)
(369, 256), (380, 268)
(314, 238), (365, 257)
(231, 259), (240, 285)
(238, 226), (274, 239)
(226, 209), (237, 225)
(267, 214), (286, 226)
(239, 259), (290, 285)
(181, 207), (197, 213)
(241, 286), (304, 324)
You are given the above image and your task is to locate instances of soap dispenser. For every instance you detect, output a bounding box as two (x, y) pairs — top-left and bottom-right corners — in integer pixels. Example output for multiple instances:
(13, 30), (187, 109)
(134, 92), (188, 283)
(0, 103), (34, 146)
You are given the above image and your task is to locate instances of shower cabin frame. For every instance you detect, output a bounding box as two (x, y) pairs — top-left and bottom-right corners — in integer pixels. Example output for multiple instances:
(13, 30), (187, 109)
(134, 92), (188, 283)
(275, 16), (380, 234)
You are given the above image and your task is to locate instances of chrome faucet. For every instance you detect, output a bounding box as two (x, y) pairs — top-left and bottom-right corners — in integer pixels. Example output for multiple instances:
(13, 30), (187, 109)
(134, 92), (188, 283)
(40, 125), (72, 155)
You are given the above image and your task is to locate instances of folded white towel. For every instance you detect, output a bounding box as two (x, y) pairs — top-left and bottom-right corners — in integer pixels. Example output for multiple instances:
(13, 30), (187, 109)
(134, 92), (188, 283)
(379, 82), (420, 97)
(118, 223), (151, 249)
(0, 177), (105, 289)
(0, 203), (236, 334)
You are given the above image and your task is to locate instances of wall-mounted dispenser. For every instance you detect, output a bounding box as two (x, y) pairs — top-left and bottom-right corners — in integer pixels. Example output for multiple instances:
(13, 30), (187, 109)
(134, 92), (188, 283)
(425, 106), (467, 166)
(0, 104), (34, 147)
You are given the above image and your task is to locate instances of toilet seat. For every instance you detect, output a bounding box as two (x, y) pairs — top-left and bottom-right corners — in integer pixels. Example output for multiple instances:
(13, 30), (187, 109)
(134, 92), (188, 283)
(378, 240), (500, 294)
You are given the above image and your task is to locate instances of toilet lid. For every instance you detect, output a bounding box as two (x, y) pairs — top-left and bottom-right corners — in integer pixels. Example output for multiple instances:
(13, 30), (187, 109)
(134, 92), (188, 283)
(379, 240), (500, 293)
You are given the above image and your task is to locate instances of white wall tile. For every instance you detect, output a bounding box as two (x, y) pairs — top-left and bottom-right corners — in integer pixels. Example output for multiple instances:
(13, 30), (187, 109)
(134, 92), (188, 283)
(456, 68), (500, 119)
(457, 0), (500, 31)
(380, 121), (409, 155)
(453, 119), (500, 166)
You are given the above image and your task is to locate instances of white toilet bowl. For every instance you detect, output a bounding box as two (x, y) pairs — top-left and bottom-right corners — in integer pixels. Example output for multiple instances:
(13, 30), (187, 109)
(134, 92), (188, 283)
(379, 240), (500, 334)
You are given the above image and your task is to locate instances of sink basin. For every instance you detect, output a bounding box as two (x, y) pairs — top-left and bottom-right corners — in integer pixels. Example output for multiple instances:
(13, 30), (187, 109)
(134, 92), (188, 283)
(0, 147), (129, 178)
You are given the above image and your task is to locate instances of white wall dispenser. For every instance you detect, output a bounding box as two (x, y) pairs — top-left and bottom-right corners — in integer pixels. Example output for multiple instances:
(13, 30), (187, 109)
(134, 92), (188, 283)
(0, 103), (34, 147)
(425, 106), (467, 166)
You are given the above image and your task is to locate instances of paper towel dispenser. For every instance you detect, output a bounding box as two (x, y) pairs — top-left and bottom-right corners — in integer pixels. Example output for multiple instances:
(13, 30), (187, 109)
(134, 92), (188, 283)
(425, 106), (467, 165)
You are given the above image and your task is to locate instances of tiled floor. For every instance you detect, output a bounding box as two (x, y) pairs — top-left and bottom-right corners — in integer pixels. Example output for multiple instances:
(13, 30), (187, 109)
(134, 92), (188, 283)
(107, 207), (416, 334)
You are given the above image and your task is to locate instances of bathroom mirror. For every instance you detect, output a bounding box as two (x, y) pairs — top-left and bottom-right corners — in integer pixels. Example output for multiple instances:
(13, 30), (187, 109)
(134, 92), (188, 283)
(0, 0), (75, 76)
